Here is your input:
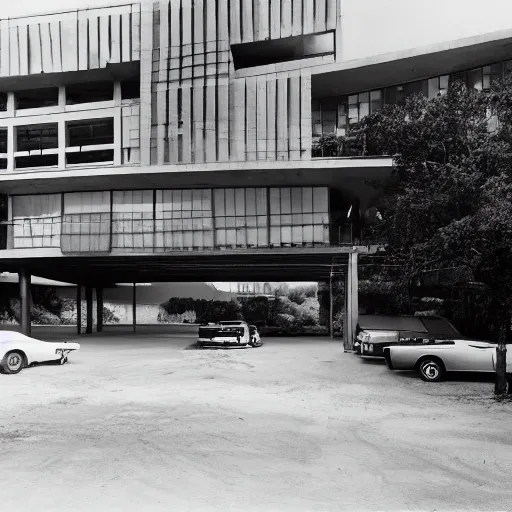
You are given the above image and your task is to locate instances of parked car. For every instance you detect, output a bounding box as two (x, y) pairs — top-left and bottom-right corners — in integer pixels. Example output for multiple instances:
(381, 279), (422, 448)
(0, 331), (80, 375)
(354, 315), (461, 357)
(198, 321), (262, 348)
(384, 338), (512, 382)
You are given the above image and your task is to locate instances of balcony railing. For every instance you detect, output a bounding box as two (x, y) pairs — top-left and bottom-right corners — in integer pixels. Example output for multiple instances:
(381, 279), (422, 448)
(0, 217), (369, 253)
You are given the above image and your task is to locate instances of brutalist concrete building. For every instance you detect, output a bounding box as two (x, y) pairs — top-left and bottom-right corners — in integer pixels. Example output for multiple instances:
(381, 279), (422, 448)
(0, 0), (510, 347)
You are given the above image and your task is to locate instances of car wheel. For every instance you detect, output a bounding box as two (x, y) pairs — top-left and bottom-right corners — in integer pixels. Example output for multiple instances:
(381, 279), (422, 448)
(418, 358), (445, 382)
(1, 351), (25, 375)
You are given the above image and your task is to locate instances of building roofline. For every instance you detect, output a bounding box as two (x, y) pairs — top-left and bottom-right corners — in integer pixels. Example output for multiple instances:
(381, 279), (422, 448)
(0, 1), (137, 21)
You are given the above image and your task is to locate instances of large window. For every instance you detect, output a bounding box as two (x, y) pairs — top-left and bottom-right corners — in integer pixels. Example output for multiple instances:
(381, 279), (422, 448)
(213, 188), (268, 248)
(112, 190), (154, 251)
(16, 88), (59, 110)
(61, 192), (111, 253)
(15, 123), (58, 169)
(66, 118), (115, 165)
(8, 187), (335, 253)
(269, 187), (329, 246)
(155, 189), (214, 251)
(66, 81), (114, 105)
(231, 31), (334, 70)
(12, 194), (61, 248)
(313, 58), (512, 141)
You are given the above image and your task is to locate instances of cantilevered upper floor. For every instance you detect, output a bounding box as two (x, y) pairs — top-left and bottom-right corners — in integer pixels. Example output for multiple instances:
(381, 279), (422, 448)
(0, 0), (511, 182)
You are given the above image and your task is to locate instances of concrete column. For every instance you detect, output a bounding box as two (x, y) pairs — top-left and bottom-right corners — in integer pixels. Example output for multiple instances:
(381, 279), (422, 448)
(343, 252), (359, 352)
(76, 285), (82, 335)
(96, 287), (104, 333)
(132, 283), (137, 333)
(329, 272), (334, 339)
(85, 286), (93, 334)
(19, 269), (31, 336)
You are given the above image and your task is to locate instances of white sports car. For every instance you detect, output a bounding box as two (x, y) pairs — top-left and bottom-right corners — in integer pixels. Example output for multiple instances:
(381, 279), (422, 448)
(0, 331), (80, 375)
(384, 338), (511, 382)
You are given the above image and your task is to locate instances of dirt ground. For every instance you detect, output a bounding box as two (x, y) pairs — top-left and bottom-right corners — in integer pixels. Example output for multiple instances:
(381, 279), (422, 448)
(1, 331), (511, 512)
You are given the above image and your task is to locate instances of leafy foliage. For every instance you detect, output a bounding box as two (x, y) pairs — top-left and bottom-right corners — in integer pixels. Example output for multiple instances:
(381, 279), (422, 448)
(159, 297), (243, 324)
(348, 78), (512, 393)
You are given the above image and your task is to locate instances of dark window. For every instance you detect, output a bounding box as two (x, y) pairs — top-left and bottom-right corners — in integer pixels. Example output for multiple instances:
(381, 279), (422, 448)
(66, 81), (114, 104)
(231, 31), (334, 70)
(0, 93), (7, 111)
(16, 123), (58, 152)
(66, 149), (114, 165)
(0, 129), (7, 169)
(0, 129), (7, 153)
(15, 154), (58, 168)
(16, 88), (58, 109)
(121, 80), (140, 99)
(66, 118), (114, 147)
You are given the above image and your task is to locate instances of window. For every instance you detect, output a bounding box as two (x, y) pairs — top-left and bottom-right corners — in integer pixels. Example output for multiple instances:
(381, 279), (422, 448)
(121, 80), (140, 100)
(66, 81), (114, 105)
(112, 190), (154, 251)
(12, 194), (61, 248)
(0, 93), (7, 112)
(312, 100), (322, 138)
(231, 31), (334, 70)
(321, 98), (337, 135)
(269, 187), (329, 247)
(155, 189), (214, 251)
(61, 192), (111, 253)
(0, 129), (6, 170)
(214, 188), (268, 248)
(66, 118), (114, 165)
(15, 123), (58, 169)
(67, 118), (114, 147)
(468, 68), (483, 91)
(16, 88), (58, 109)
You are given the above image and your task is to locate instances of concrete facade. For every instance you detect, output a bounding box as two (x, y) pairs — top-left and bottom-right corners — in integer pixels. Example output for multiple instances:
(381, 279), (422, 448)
(0, 0), (511, 342)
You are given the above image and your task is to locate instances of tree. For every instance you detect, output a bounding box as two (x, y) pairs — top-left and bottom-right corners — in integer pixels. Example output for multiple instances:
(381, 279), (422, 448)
(351, 78), (512, 395)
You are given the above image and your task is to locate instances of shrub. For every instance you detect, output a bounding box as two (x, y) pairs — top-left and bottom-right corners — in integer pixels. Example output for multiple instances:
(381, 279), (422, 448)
(103, 306), (120, 324)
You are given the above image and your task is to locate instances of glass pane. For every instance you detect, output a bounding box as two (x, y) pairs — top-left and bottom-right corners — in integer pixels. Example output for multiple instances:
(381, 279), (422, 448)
(303, 31), (335, 56)
(370, 90), (382, 113)
(312, 101), (322, 137)
(337, 97), (348, 133)
(348, 95), (358, 124)
(428, 77), (439, 99)
(490, 63), (502, 87)
(358, 92), (369, 119)
(439, 75), (449, 95)
(468, 68), (483, 91)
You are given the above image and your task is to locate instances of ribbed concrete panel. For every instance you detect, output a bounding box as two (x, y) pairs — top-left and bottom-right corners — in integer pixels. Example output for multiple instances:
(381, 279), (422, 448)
(0, 4), (140, 77)
(140, 0), (339, 164)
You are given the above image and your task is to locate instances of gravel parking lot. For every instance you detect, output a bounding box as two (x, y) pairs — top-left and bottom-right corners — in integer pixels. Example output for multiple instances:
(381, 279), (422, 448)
(1, 332), (512, 512)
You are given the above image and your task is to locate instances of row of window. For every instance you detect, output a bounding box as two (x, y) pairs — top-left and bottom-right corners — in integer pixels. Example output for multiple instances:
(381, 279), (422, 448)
(11, 187), (330, 251)
(313, 59), (512, 138)
(0, 80), (139, 112)
(0, 118), (114, 169)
